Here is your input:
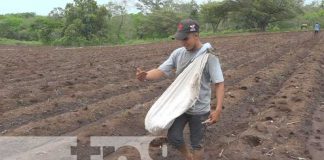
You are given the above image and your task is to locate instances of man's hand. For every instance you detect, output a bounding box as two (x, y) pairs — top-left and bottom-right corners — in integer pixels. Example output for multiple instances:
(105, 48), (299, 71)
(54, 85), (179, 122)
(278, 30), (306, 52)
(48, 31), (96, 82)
(203, 82), (224, 126)
(202, 109), (221, 126)
(136, 68), (147, 81)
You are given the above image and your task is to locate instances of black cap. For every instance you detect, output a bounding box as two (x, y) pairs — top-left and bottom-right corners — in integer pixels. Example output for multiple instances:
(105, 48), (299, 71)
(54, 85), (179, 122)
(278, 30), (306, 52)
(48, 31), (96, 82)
(174, 19), (200, 40)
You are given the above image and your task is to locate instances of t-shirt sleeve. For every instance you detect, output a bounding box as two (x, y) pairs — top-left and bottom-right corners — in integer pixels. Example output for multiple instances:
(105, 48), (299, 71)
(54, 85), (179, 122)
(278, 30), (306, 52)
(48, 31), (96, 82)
(207, 55), (224, 84)
(158, 50), (178, 77)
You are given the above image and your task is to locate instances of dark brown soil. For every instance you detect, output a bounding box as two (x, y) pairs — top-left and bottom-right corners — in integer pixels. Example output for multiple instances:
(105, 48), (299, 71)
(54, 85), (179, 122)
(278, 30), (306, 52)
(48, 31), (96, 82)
(0, 31), (323, 160)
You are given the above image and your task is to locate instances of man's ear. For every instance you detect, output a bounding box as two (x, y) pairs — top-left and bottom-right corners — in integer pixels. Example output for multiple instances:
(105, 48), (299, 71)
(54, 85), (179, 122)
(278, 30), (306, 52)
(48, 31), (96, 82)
(193, 33), (199, 39)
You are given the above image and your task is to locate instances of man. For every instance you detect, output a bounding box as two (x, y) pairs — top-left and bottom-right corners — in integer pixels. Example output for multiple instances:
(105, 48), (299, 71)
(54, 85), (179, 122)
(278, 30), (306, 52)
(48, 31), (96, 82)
(136, 19), (224, 160)
(315, 22), (320, 35)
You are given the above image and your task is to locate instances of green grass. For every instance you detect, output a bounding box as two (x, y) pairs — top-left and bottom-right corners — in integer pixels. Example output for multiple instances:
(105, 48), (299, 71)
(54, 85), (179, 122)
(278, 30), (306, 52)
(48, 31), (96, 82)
(123, 37), (171, 45)
(200, 30), (257, 38)
(0, 38), (42, 46)
(0, 28), (310, 47)
(122, 31), (253, 46)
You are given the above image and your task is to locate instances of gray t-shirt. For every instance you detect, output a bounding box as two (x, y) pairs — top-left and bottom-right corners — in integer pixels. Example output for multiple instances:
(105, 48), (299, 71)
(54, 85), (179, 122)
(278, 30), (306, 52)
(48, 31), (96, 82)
(158, 45), (224, 115)
(315, 23), (320, 31)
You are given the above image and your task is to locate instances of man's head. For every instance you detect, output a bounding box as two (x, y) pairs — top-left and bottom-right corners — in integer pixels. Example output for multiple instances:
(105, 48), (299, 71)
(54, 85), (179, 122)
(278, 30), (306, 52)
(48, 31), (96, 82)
(174, 19), (201, 51)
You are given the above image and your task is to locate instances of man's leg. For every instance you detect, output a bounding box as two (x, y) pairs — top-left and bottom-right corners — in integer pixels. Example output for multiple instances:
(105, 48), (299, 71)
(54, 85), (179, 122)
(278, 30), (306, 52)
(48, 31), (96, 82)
(167, 114), (192, 160)
(188, 112), (210, 160)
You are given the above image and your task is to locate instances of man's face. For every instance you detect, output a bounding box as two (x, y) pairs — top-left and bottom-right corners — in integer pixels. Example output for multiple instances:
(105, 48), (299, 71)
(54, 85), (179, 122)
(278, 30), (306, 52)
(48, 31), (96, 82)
(180, 33), (198, 51)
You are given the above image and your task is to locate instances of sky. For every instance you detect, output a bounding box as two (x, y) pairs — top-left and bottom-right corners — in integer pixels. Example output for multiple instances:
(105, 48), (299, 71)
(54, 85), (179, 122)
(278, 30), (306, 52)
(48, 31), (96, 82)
(0, 0), (316, 16)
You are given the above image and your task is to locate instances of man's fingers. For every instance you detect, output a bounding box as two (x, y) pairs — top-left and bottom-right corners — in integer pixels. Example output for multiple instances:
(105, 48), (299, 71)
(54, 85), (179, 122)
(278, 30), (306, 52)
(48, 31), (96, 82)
(135, 67), (148, 81)
(202, 119), (212, 125)
(137, 72), (147, 78)
(136, 67), (143, 73)
(136, 68), (147, 76)
(203, 116), (218, 126)
(137, 75), (145, 81)
(138, 73), (146, 78)
(136, 70), (147, 81)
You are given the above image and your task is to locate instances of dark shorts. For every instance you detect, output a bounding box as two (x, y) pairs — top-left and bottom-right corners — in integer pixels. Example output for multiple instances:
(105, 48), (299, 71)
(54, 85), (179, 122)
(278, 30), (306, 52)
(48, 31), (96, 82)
(167, 112), (210, 150)
(315, 30), (319, 34)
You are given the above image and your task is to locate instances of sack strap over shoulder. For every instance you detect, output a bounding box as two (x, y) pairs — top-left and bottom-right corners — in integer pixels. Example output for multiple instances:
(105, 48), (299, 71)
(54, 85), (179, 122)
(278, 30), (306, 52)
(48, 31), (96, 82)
(177, 43), (213, 75)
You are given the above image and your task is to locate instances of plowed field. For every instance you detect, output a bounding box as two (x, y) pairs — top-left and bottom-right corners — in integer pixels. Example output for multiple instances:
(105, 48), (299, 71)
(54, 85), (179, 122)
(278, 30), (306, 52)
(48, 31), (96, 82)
(0, 31), (323, 160)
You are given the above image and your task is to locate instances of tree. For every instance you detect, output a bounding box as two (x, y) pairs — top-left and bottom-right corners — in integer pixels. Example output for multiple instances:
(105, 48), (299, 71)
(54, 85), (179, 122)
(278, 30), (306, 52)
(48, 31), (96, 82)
(30, 17), (64, 43)
(146, 8), (182, 38)
(173, 0), (199, 20)
(131, 13), (148, 39)
(0, 14), (39, 40)
(203, 0), (303, 31)
(0, 16), (23, 39)
(201, 1), (235, 32)
(244, 0), (303, 31)
(106, 1), (127, 42)
(302, 1), (324, 25)
(48, 7), (64, 19)
(134, 0), (185, 38)
(188, 0), (199, 20)
(136, 0), (174, 12)
(62, 0), (109, 45)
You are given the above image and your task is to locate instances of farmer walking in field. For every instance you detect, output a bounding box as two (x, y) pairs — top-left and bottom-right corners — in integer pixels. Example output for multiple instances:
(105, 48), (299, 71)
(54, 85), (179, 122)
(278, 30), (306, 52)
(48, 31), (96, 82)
(136, 19), (225, 160)
(314, 22), (320, 36)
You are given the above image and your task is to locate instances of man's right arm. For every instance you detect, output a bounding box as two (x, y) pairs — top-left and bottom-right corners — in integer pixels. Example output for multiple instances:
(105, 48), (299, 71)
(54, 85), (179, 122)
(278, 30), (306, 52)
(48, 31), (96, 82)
(146, 69), (166, 80)
(136, 49), (178, 81)
(136, 68), (165, 81)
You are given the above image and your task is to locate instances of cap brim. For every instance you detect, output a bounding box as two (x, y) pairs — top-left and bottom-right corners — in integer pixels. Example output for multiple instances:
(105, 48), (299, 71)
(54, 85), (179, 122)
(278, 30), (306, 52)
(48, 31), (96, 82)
(174, 32), (188, 40)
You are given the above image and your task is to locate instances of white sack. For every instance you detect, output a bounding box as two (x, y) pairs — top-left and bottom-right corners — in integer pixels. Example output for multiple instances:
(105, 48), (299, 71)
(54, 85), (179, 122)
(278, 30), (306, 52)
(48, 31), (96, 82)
(145, 43), (211, 134)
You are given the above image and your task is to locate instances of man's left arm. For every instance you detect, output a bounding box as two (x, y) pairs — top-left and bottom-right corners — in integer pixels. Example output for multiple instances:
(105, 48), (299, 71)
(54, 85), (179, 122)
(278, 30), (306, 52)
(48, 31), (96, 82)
(203, 54), (225, 125)
(209, 82), (224, 124)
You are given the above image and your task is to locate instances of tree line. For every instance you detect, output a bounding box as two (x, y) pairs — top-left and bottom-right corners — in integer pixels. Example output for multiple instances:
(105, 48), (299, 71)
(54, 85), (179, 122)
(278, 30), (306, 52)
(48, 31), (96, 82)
(0, 0), (323, 46)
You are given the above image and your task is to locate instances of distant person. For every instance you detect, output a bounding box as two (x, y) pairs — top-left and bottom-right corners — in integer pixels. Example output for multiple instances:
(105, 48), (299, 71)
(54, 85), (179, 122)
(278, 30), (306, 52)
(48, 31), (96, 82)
(314, 22), (320, 35)
(136, 19), (225, 160)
